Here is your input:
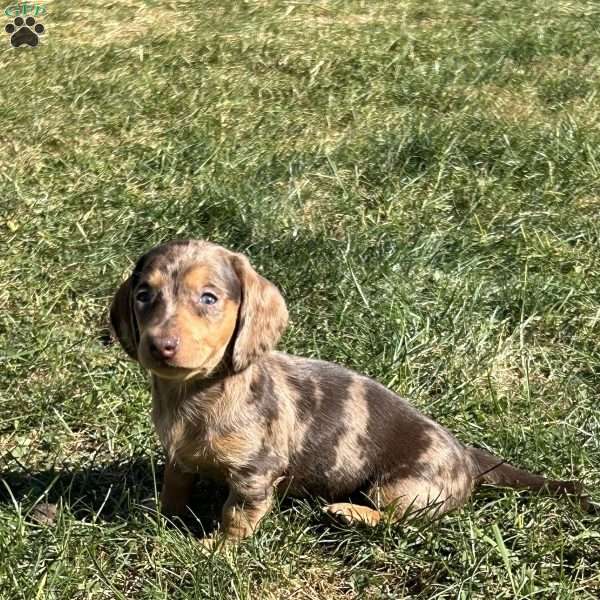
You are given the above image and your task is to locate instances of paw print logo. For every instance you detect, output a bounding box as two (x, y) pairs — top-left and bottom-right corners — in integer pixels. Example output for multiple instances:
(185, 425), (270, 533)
(5, 16), (44, 47)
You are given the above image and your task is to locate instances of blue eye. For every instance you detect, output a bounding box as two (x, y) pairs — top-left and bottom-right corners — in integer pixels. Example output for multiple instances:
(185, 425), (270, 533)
(199, 292), (218, 305)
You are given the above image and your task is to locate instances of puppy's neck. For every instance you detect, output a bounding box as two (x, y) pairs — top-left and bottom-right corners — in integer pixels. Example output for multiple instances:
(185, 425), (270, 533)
(150, 364), (255, 428)
(151, 371), (221, 400)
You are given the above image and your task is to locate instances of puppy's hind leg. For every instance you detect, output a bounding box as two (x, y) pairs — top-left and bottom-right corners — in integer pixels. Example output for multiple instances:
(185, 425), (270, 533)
(324, 502), (382, 526)
(324, 476), (457, 528)
(324, 482), (450, 527)
(372, 476), (469, 523)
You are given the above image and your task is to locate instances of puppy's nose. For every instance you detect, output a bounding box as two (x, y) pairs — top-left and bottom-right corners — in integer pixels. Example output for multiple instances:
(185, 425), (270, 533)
(150, 336), (180, 360)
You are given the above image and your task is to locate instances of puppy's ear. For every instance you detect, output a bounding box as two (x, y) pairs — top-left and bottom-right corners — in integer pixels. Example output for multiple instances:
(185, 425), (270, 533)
(230, 253), (288, 371)
(109, 277), (139, 361)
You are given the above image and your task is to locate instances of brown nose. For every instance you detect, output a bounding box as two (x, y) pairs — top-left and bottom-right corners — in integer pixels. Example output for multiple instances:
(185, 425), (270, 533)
(149, 336), (179, 360)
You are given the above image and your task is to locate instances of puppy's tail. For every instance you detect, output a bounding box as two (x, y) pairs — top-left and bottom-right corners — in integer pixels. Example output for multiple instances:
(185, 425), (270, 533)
(468, 447), (586, 504)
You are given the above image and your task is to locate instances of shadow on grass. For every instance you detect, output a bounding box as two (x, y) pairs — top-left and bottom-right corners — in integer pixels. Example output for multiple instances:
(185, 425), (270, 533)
(0, 457), (228, 536)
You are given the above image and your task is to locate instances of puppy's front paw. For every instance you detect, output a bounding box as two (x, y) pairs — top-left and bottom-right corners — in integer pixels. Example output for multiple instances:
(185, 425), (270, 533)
(200, 535), (219, 550)
(199, 534), (233, 552)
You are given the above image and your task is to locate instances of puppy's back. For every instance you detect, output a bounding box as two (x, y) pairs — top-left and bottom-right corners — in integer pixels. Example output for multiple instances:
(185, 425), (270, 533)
(268, 352), (469, 500)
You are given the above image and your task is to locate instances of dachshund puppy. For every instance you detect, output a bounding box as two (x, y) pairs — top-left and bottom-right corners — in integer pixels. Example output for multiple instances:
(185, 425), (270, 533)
(110, 240), (583, 541)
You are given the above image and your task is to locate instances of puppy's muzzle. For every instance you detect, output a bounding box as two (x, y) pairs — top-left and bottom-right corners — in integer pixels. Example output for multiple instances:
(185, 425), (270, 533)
(149, 335), (180, 361)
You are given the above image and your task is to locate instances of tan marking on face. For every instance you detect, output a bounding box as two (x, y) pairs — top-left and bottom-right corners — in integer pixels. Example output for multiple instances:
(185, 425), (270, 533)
(140, 260), (241, 375)
(156, 264), (240, 372)
(172, 300), (238, 370)
(182, 265), (212, 291)
(147, 270), (167, 289)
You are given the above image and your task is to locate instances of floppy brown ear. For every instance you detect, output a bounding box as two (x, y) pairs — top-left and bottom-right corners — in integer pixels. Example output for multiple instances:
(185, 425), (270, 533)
(231, 253), (288, 372)
(109, 277), (139, 361)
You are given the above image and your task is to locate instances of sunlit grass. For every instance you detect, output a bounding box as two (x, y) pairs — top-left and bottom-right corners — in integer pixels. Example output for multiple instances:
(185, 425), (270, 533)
(1, 0), (599, 598)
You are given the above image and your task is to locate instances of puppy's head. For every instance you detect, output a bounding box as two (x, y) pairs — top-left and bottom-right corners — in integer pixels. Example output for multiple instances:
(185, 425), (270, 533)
(110, 240), (288, 379)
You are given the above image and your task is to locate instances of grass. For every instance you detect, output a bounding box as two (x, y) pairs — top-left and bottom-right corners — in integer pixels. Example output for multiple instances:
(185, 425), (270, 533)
(1, 0), (599, 597)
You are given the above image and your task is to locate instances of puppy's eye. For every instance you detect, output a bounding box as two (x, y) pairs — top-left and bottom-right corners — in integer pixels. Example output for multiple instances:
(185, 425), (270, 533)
(199, 292), (218, 305)
(136, 289), (153, 303)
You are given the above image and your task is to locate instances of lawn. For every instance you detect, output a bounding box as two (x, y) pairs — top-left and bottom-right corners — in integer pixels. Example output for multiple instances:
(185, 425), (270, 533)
(1, 0), (599, 597)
